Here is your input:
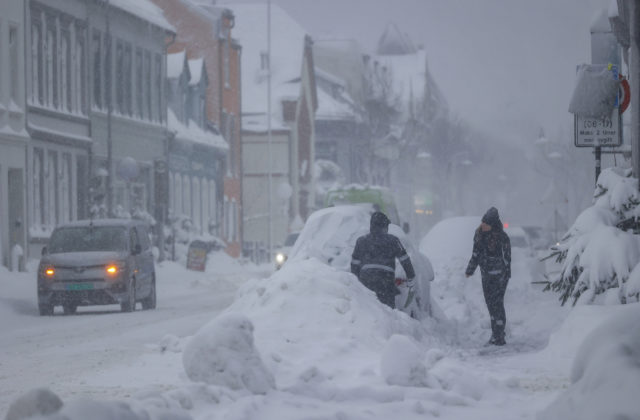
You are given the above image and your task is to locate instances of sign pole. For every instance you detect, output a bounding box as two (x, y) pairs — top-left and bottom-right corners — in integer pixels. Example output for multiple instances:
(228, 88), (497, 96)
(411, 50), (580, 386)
(595, 145), (602, 184)
(631, 0), (640, 188)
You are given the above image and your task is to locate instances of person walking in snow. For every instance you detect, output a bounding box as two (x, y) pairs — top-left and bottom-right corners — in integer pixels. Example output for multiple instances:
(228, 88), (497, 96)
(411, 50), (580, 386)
(351, 211), (416, 309)
(465, 207), (511, 346)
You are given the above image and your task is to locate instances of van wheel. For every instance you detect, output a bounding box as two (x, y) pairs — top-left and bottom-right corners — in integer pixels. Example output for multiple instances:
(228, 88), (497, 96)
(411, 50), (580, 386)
(121, 279), (136, 312)
(38, 303), (53, 316)
(63, 304), (77, 315)
(141, 275), (156, 310)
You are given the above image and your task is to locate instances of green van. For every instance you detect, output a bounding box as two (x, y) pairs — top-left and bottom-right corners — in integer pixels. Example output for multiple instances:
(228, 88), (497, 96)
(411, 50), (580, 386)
(324, 186), (403, 227)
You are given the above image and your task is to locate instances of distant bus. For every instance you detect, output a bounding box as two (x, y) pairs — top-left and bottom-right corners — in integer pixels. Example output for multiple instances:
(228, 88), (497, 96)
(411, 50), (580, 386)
(324, 186), (402, 227)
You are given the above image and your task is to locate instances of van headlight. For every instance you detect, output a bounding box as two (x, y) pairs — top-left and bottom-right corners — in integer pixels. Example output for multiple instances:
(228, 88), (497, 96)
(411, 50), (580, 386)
(275, 253), (286, 264)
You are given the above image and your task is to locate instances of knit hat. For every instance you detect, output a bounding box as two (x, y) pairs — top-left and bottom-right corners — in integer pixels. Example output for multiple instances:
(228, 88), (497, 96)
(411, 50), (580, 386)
(370, 211), (391, 231)
(481, 207), (502, 229)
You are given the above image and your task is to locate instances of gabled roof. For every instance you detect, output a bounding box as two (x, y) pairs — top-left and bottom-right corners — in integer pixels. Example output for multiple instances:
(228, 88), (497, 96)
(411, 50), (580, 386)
(225, 3), (308, 116)
(375, 49), (448, 119)
(110, 0), (175, 33)
(167, 51), (189, 79)
(376, 22), (417, 55)
(168, 109), (229, 150)
(188, 58), (207, 86)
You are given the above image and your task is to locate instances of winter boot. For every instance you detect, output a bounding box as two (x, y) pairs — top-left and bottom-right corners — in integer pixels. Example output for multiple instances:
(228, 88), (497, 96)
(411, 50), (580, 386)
(494, 320), (506, 346)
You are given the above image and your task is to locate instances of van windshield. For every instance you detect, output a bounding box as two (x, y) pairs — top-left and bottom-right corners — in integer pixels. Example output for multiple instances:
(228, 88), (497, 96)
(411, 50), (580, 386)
(48, 226), (127, 254)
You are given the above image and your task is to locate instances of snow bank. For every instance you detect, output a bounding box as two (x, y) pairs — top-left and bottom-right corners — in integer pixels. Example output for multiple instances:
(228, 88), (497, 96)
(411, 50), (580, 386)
(540, 304), (640, 420)
(5, 388), (190, 420)
(381, 334), (435, 387)
(226, 258), (426, 387)
(182, 313), (275, 394)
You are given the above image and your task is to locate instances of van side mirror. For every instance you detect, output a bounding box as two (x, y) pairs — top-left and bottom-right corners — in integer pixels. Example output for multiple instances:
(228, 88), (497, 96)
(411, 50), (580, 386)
(41, 246), (48, 257)
(402, 222), (410, 234)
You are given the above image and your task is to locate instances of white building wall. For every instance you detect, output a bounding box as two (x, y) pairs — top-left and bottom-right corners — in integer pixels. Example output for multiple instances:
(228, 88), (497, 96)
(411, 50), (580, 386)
(0, 0), (28, 269)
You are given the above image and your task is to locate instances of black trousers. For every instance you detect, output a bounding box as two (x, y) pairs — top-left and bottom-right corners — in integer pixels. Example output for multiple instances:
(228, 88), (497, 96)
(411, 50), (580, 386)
(481, 273), (508, 339)
(359, 270), (399, 309)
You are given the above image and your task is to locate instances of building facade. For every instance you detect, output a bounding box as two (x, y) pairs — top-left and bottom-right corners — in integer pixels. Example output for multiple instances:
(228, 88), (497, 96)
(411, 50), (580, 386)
(229, 4), (317, 252)
(0, 0), (28, 270)
(151, 0), (244, 257)
(166, 51), (228, 238)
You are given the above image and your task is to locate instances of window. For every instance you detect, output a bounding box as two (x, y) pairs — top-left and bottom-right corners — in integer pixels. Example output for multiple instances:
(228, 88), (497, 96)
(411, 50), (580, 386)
(224, 196), (230, 241)
(193, 177), (201, 231)
(124, 43), (132, 116)
(116, 40), (124, 113)
(173, 172), (182, 216)
(46, 24), (56, 107)
(60, 26), (71, 111)
(32, 148), (44, 227)
(9, 24), (19, 103)
(92, 30), (102, 108)
(103, 32), (111, 111)
(155, 53), (162, 122)
(31, 19), (42, 104)
(182, 175), (190, 218)
(135, 48), (143, 118)
(223, 29), (230, 87)
(74, 25), (86, 114)
(208, 180), (216, 223)
(201, 179), (208, 231)
(144, 51), (151, 120)
(60, 154), (72, 223)
(46, 151), (58, 226)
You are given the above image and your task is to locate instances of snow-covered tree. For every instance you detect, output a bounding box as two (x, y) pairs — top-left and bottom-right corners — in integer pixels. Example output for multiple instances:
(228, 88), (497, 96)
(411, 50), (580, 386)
(547, 168), (640, 305)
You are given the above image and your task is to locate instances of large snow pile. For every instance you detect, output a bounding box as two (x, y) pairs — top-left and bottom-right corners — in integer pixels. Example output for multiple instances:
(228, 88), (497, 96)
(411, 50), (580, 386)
(548, 168), (640, 305)
(540, 304), (640, 420)
(288, 205), (436, 319)
(182, 313), (275, 394)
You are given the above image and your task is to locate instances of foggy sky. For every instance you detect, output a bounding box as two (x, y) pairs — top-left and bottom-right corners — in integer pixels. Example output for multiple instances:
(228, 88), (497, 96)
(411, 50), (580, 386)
(221, 0), (612, 143)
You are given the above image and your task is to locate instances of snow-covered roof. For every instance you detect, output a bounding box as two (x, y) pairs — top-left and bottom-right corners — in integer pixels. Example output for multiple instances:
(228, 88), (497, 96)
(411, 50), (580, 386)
(225, 3), (307, 116)
(375, 48), (447, 118)
(168, 109), (228, 150)
(316, 87), (355, 121)
(376, 22), (417, 55)
(109, 0), (175, 33)
(167, 51), (187, 79)
(188, 58), (205, 86)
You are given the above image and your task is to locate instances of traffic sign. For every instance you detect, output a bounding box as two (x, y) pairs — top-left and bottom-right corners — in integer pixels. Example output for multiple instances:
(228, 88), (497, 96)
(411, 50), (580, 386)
(574, 108), (621, 147)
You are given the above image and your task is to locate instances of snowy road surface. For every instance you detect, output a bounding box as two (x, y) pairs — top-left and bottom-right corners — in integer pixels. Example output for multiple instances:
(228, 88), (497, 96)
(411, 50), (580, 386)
(0, 258), (269, 411)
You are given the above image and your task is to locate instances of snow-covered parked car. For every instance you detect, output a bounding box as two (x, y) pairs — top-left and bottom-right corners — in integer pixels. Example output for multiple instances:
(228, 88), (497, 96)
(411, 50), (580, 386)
(37, 219), (157, 315)
(287, 204), (435, 319)
(274, 231), (300, 270)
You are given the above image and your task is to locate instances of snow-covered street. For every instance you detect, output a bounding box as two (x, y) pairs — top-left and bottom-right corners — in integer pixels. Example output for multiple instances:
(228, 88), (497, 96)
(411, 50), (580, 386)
(3, 225), (636, 419)
(0, 257), (270, 412)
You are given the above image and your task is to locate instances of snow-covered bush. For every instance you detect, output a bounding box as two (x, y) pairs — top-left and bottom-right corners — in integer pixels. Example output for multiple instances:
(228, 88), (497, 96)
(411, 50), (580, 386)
(539, 304), (640, 420)
(182, 313), (275, 394)
(547, 168), (640, 305)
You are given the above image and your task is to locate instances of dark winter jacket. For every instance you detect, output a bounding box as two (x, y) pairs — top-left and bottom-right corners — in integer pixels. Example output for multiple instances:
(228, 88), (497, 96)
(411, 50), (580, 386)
(465, 227), (511, 279)
(351, 214), (415, 280)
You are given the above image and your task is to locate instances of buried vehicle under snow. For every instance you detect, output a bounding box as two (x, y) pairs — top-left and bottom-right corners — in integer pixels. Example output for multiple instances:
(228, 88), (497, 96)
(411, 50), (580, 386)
(287, 205), (437, 319)
(37, 219), (157, 315)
